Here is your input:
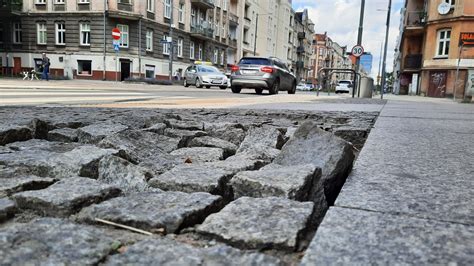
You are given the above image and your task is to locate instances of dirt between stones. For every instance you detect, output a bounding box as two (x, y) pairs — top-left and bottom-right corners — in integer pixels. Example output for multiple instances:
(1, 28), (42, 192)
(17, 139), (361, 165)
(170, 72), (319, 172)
(0, 107), (378, 265)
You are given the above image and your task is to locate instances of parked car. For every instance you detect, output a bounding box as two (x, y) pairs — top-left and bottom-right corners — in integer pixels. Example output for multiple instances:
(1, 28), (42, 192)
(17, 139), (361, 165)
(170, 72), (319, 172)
(335, 80), (353, 94)
(230, 57), (297, 95)
(183, 63), (228, 90)
(296, 82), (313, 91)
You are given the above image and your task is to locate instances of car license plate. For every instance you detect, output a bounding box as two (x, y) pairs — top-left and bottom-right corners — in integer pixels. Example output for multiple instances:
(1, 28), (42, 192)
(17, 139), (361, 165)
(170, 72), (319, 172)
(212, 80), (222, 84)
(242, 70), (256, 74)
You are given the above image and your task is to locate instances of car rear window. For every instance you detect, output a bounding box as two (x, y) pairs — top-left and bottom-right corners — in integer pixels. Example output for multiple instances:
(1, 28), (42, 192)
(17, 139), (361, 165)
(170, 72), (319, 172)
(239, 58), (271, 65)
(338, 81), (351, 84)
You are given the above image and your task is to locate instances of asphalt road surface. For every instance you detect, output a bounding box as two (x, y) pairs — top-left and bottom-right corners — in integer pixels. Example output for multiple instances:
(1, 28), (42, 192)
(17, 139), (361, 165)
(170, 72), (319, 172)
(0, 78), (388, 111)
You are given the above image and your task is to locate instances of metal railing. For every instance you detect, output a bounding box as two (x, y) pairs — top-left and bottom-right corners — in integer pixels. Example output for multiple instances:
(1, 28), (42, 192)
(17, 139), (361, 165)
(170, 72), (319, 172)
(191, 24), (214, 38)
(405, 11), (426, 27)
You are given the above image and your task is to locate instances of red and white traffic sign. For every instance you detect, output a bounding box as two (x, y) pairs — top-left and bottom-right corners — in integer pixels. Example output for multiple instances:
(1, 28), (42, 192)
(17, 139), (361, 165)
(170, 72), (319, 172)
(112, 28), (121, 40)
(351, 45), (364, 57)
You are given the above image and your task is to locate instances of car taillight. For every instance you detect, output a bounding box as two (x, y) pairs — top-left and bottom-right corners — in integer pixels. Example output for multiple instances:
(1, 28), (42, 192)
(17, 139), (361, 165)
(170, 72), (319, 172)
(260, 66), (274, 73)
(231, 65), (240, 72)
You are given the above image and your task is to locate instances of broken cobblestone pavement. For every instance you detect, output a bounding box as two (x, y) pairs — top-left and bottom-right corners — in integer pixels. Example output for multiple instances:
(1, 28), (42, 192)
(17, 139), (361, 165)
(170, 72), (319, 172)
(0, 107), (377, 265)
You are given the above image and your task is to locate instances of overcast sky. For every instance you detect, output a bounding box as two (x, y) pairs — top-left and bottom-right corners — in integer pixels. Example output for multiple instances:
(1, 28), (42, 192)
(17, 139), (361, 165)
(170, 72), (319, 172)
(293, 0), (404, 78)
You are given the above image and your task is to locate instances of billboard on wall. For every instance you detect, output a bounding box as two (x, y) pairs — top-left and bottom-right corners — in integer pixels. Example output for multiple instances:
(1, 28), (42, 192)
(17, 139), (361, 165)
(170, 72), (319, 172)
(460, 32), (474, 46)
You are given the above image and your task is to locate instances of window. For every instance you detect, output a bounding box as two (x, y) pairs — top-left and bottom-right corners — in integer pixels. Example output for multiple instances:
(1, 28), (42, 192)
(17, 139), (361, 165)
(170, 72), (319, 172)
(191, 8), (196, 26)
(223, 0), (227, 11)
(78, 0), (89, 3)
(147, 0), (154, 12)
(80, 23), (90, 45)
(117, 24), (129, 47)
(118, 0), (131, 3)
(77, 60), (92, 75)
(213, 49), (218, 64)
(215, 21), (219, 37)
(37, 23), (47, 45)
(164, 0), (171, 19)
(221, 26), (225, 38)
(178, 4), (184, 23)
(162, 34), (170, 55)
(198, 44), (203, 60)
(145, 65), (155, 79)
(13, 23), (22, 44)
(55, 23), (66, 45)
(146, 29), (153, 51)
(190, 42), (195, 59)
(220, 49), (224, 65)
(55, 0), (65, 4)
(177, 38), (183, 57)
(36, 0), (46, 4)
(436, 29), (451, 57)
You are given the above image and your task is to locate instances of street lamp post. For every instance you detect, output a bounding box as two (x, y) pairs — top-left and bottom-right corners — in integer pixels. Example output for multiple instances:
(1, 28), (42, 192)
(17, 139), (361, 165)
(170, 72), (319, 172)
(355, 0), (366, 98)
(380, 0), (392, 99)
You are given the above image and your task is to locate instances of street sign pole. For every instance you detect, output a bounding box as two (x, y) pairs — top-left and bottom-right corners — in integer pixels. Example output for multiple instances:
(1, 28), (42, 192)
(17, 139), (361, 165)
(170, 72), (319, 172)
(112, 28), (121, 83)
(380, 0), (392, 100)
(169, 0), (174, 81)
(355, 0), (365, 98)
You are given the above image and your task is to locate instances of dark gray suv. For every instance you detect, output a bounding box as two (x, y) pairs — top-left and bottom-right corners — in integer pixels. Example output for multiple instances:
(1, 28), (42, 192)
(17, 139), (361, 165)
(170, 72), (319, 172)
(230, 57), (297, 95)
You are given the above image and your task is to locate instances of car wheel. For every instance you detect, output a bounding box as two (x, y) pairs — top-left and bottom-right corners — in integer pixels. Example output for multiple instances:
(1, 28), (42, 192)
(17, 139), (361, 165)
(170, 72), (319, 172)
(219, 86), (227, 90)
(255, 88), (263, 95)
(195, 78), (203, 88)
(269, 80), (280, 95)
(183, 79), (189, 87)
(288, 81), (296, 94)
(231, 86), (241, 94)
(206, 85), (211, 89)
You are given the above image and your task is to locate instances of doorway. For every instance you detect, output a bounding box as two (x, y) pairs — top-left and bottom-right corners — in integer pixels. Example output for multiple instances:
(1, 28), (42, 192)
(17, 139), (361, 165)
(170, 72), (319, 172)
(428, 71), (447, 97)
(120, 60), (130, 81)
(13, 57), (21, 75)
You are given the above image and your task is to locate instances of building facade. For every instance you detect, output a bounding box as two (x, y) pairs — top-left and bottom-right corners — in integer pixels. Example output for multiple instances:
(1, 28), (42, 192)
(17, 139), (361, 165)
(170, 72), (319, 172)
(292, 9), (314, 82)
(308, 33), (353, 87)
(395, 0), (474, 98)
(0, 0), (236, 80)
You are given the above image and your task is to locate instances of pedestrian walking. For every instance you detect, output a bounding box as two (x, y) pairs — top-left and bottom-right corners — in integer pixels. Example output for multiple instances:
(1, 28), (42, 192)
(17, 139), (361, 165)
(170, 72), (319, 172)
(41, 53), (50, 81)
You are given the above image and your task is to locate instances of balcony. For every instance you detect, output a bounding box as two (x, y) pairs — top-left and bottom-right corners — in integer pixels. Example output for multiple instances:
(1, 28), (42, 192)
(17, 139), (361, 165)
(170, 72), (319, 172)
(191, 0), (214, 10)
(405, 11), (426, 29)
(298, 32), (306, 40)
(191, 24), (214, 40)
(297, 46), (305, 54)
(228, 37), (238, 48)
(296, 61), (304, 69)
(403, 54), (422, 70)
(0, 0), (22, 15)
(229, 12), (239, 26)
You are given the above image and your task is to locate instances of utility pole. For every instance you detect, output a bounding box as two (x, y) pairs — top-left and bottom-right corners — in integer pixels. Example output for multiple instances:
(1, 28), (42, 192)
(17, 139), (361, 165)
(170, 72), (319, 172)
(355, 0), (365, 97)
(253, 14), (258, 56)
(380, 0), (392, 99)
(168, 0), (174, 81)
(454, 43), (464, 101)
(377, 41), (383, 88)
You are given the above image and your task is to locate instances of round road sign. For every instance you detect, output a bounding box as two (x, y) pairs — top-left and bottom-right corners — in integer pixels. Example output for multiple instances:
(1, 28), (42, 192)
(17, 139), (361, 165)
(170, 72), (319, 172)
(112, 28), (121, 40)
(351, 45), (364, 57)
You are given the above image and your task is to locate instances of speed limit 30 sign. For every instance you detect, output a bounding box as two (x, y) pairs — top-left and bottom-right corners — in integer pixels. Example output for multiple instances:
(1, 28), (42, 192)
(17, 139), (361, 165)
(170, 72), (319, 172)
(351, 45), (364, 57)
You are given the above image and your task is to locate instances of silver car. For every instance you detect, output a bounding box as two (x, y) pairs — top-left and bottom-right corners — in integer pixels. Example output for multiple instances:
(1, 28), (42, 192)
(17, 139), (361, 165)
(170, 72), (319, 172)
(183, 65), (229, 90)
(230, 57), (297, 95)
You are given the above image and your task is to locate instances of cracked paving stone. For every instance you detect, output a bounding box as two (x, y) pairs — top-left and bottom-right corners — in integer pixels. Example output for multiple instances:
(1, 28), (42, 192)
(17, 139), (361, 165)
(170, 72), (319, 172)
(0, 218), (118, 265)
(105, 238), (282, 266)
(0, 176), (57, 198)
(99, 130), (180, 174)
(230, 164), (320, 202)
(148, 164), (234, 198)
(273, 121), (354, 205)
(237, 125), (285, 153)
(188, 136), (238, 158)
(164, 128), (208, 147)
(0, 123), (33, 146)
(206, 123), (246, 146)
(98, 155), (157, 194)
(170, 147), (225, 163)
(77, 122), (129, 144)
(0, 198), (16, 222)
(0, 140), (118, 179)
(78, 191), (223, 234)
(12, 177), (121, 217)
(164, 119), (204, 131)
(196, 197), (314, 250)
(47, 127), (78, 142)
